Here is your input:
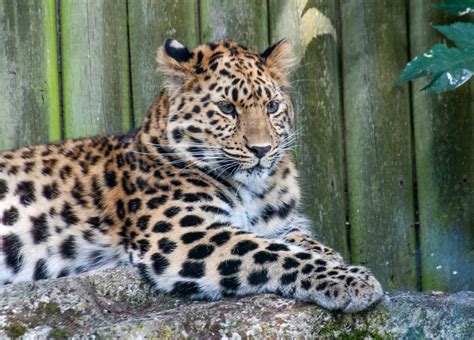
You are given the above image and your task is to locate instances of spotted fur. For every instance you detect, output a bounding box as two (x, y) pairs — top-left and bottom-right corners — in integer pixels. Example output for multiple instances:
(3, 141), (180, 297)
(0, 38), (383, 312)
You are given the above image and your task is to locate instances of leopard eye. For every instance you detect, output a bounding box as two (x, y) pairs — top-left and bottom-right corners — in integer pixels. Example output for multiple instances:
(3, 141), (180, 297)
(217, 101), (236, 116)
(266, 101), (280, 114)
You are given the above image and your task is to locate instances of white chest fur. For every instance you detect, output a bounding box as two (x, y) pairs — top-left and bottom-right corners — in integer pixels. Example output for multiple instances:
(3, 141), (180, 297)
(228, 170), (290, 238)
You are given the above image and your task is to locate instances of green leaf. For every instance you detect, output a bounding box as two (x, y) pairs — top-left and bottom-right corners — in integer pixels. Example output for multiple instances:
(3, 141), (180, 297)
(433, 0), (474, 16)
(397, 44), (474, 92)
(422, 66), (473, 92)
(434, 22), (474, 49)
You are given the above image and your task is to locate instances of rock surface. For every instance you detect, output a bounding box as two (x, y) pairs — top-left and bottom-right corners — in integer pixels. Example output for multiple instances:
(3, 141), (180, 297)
(0, 267), (472, 338)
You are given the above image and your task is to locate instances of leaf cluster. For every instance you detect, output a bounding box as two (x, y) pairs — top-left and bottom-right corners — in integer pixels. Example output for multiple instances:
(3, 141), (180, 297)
(397, 0), (474, 92)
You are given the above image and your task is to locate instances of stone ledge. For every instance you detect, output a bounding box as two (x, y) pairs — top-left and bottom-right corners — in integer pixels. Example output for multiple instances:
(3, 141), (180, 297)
(0, 267), (472, 338)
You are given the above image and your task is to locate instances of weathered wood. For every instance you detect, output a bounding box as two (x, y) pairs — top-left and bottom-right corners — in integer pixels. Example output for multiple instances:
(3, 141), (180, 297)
(61, 0), (130, 138)
(128, 0), (196, 126)
(0, 0), (60, 151)
(341, 0), (417, 290)
(409, 1), (473, 292)
(200, 0), (268, 51)
(269, 1), (348, 259)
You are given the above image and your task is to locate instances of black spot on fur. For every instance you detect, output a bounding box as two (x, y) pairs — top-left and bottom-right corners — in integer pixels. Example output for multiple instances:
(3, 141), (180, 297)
(33, 259), (49, 280)
(282, 257), (300, 269)
(104, 169), (117, 188)
(16, 180), (36, 206)
(152, 252), (169, 275)
(57, 269), (69, 278)
(248, 269), (269, 286)
(172, 128), (184, 142)
(301, 280), (311, 290)
(253, 251), (279, 264)
(172, 281), (200, 296)
(137, 263), (155, 286)
(220, 276), (240, 290)
(0, 179), (8, 199)
(200, 205), (229, 216)
(115, 199), (126, 220)
(164, 207), (181, 218)
(180, 215), (204, 227)
(138, 239), (150, 255)
(60, 236), (76, 259)
(188, 244), (215, 259)
(231, 240), (258, 256)
(147, 195), (168, 209)
(315, 259), (327, 266)
(137, 215), (151, 231)
(2, 206), (19, 226)
(316, 282), (328, 291)
(315, 266), (326, 273)
(181, 231), (206, 244)
(3, 234), (24, 273)
(186, 178), (209, 187)
(31, 213), (50, 244)
(280, 271), (298, 285)
(128, 198), (142, 213)
(295, 252), (312, 260)
(210, 231), (231, 246)
(153, 221), (172, 233)
(179, 261), (205, 278)
(302, 264), (314, 274)
(158, 238), (177, 254)
(42, 182), (60, 200)
(266, 243), (289, 252)
(61, 203), (79, 226)
(218, 259), (242, 276)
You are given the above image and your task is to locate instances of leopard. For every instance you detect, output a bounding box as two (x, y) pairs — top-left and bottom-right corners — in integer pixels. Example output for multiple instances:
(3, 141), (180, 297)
(0, 38), (383, 312)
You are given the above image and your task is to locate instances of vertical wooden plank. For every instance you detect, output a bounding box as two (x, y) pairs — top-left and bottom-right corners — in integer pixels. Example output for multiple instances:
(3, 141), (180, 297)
(341, 0), (417, 290)
(0, 0), (60, 150)
(200, 0), (268, 50)
(269, 1), (349, 259)
(409, 1), (473, 292)
(128, 0), (196, 126)
(61, 0), (130, 138)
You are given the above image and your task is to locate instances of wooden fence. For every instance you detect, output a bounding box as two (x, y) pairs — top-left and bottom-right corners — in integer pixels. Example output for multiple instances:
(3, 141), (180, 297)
(0, 0), (472, 292)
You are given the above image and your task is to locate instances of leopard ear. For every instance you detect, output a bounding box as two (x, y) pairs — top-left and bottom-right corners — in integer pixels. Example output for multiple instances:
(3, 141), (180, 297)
(156, 38), (194, 93)
(261, 38), (297, 78)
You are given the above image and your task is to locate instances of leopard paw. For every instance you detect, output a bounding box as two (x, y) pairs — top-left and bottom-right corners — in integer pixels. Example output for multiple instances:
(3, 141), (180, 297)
(299, 264), (384, 312)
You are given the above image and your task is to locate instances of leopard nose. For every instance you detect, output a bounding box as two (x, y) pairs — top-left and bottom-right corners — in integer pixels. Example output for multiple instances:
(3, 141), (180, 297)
(247, 144), (272, 158)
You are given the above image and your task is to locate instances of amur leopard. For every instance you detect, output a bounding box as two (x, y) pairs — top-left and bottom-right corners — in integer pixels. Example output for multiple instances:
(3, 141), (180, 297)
(0, 38), (383, 312)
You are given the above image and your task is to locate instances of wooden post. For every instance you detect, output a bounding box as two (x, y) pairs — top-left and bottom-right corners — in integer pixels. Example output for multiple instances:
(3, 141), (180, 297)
(0, 0), (60, 150)
(61, 0), (130, 138)
(200, 0), (269, 51)
(128, 0), (197, 126)
(269, 0), (349, 259)
(409, 1), (473, 291)
(341, 0), (417, 290)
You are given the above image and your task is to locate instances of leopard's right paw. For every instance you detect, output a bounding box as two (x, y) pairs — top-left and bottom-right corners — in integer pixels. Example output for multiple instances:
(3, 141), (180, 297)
(299, 264), (384, 312)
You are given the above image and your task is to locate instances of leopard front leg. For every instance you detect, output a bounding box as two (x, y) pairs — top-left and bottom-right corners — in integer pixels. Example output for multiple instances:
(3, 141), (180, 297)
(275, 215), (344, 263)
(283, 229), (344, 263)
(134, 226), (383, 313)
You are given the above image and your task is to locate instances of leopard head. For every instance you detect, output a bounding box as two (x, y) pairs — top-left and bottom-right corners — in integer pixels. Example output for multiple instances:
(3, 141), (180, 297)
(149, 38), (297, 180)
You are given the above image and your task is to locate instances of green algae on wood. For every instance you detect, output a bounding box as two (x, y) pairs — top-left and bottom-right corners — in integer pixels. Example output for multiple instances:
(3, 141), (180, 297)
(341, 0), (417, 290)
(0, 0), (60, 151)
(61, 0), (130, 138)
(408, 0), (474, 292)
(268, 0), (349, 260)
(200, 0), (269, 51)
(128, 0), (197, 126)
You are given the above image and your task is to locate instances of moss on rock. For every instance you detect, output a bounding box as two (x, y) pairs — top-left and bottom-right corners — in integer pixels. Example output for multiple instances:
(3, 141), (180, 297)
(0, 268), (472, 338)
